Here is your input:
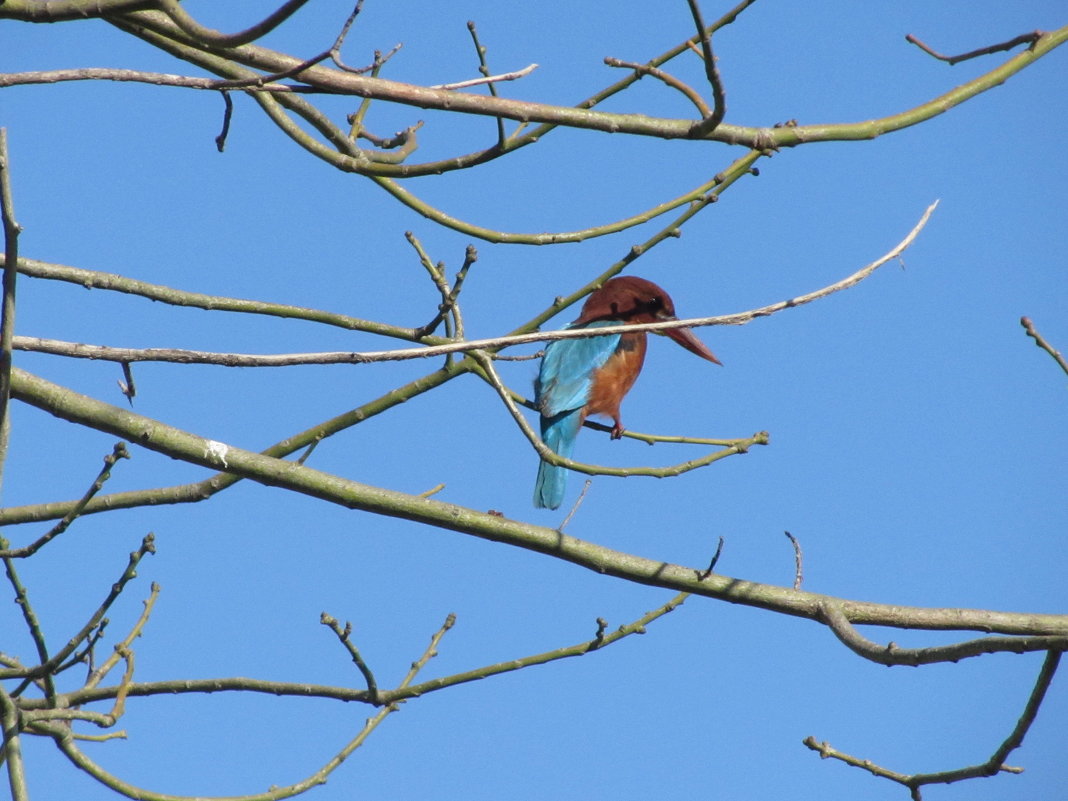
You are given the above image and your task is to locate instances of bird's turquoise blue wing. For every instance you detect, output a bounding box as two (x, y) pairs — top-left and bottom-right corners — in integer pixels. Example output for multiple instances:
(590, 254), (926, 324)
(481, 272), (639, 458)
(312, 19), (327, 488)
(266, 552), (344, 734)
(532, 321), (621, 509)
(535, 321), (621, 416)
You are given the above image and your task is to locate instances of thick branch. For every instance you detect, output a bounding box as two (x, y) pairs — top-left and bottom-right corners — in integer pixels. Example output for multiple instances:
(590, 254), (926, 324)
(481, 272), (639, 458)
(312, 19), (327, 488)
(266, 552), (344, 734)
(9, 366), (1067, 638)
(101, 11), (1068, 149)
(0, 129), (18, 487)
(0, 0), (154, 21)
(156, 0), (312, 48)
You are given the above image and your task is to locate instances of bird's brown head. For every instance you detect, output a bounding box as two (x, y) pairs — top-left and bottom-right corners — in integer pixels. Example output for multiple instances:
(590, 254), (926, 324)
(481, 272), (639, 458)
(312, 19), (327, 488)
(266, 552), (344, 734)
(575, 276), (721, 364)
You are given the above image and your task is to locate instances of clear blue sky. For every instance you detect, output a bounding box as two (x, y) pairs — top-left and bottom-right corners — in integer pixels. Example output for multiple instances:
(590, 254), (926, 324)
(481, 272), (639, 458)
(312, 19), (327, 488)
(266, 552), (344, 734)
(3, 2), (1066, 800)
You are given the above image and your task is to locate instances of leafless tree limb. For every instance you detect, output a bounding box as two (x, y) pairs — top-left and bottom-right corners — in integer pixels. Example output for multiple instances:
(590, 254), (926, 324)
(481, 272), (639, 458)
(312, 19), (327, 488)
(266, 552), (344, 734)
(431, 63), (539, 91)
(804, 650), (1061, 799)
(906, 30), (1043, 66)
(1021, 316), (1068, 377)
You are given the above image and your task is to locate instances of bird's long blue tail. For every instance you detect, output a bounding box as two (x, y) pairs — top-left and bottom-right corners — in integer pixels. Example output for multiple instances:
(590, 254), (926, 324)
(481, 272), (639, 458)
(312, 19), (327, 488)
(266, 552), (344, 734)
(533, 408), (584, 510)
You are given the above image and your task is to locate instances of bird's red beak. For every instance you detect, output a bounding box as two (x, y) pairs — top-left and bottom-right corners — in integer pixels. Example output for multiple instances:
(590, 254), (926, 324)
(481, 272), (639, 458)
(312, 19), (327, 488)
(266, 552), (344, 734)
(665, 323), (721, 365)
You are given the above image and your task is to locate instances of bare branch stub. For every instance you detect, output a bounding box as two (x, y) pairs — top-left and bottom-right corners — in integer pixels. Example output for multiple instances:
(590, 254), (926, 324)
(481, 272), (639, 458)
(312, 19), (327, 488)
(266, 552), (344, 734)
(215, 90), (234, 152)
(431, 63), (539, 91)
(321, 612), (381, 704)
(784, 531), (803, 589)
(1021, 316), (1068, 377)
(557, 479), (593, 532)
(696, 536), (726, 580)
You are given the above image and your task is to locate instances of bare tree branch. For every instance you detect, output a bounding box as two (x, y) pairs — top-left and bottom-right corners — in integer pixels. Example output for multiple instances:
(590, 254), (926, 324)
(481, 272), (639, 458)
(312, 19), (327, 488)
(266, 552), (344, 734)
(1021, 316), (1068, 377)
(8, 365), (1067, 639)
(10, 201), (938, 368)
(906, 30), (1043, 66)
(0, 129), (20, 488)
(820, 601), (1068, 666)
(431, 63), (539, 91)
(156, 0), (314, 48)
(804, 650), (1061, 798)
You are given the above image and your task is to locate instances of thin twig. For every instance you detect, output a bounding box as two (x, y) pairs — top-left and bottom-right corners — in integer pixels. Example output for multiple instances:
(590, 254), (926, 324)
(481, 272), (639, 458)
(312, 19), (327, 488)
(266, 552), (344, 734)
(1020, 316), (1068, 377)
(395, 614), (456, 692)
(12, 200), (939, 369)
(8, 535), (155, 688)
(117, 361), (136, 404)
(321, 614), (380, 704)
(414, 243), (476, 340)
(696, 536), (726, 580)
(466, 20), (506, 145)
(905, 30), (1043, 66)
(329, 1), (403, 75)
(214, 90), (233, 151)
(2, 539), (55, 700)
(406, 232), (457, 346)
(469, 349), (765, 481)
(557, 479), (593, 532)
(604, 57), (711, 117)
(391, 593), (689, 697)
(803, 650), (1060, 797)
(0, 442), (130, 559)
(431, 63), (539, 91)
(784, 531), (803, 589)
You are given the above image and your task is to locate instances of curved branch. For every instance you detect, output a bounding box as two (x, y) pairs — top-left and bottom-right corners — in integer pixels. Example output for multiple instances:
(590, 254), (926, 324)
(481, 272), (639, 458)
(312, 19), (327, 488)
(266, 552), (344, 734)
(685, 0), (727, 135)
(156, 0), (312, 48)
(820, 601), (1068, 666)
(603, 57), (711, 117)
(804, 651), (1062, 796)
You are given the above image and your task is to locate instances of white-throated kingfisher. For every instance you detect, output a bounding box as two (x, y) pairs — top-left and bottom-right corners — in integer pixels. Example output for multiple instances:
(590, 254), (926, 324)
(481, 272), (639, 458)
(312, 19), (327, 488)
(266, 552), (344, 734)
(533, 276), (720, 509)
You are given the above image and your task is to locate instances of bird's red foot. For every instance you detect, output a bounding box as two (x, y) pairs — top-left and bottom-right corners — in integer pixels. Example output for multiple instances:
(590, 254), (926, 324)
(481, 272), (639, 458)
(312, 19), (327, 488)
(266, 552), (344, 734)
(610, 421), (625, 440)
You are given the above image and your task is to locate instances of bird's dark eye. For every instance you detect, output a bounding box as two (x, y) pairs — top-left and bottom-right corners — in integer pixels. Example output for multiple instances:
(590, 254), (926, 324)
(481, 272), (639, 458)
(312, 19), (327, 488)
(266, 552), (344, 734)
(648, 296), (663, 311)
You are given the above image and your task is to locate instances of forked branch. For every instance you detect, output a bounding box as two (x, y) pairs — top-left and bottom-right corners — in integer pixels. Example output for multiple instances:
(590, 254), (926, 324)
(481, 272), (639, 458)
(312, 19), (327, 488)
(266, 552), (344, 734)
(804, 651), (1062, 799)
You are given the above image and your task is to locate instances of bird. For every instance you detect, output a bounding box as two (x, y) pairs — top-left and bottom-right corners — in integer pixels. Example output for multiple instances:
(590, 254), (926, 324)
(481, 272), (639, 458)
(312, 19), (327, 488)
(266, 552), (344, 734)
(533, 276), (720, 509)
